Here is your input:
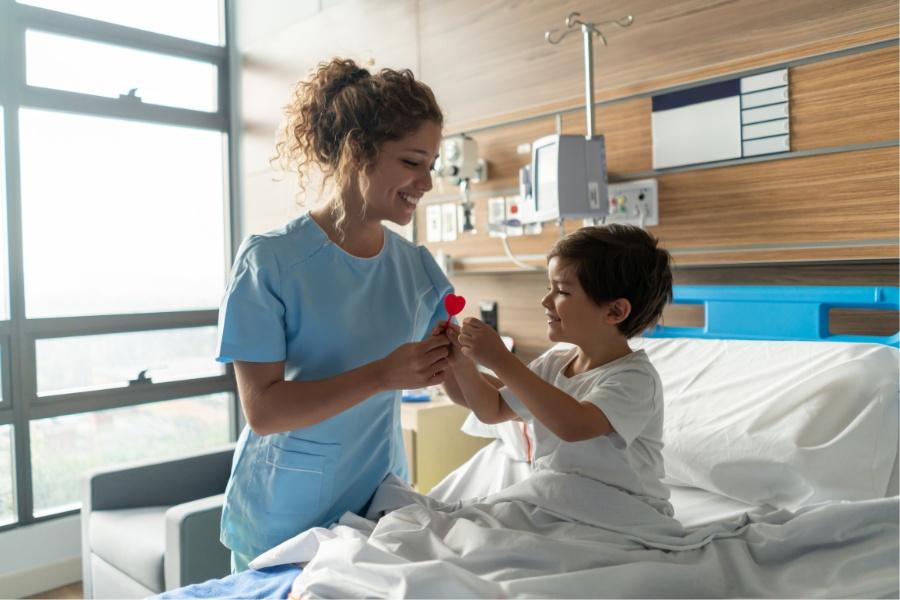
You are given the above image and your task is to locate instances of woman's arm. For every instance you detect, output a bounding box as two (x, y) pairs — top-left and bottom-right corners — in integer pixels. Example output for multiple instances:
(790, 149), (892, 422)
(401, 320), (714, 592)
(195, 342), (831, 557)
(236, 335), (450, 435)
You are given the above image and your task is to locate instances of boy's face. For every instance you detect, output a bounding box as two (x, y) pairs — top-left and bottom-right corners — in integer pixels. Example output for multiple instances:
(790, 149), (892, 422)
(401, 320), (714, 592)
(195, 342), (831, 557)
(541, 257), (619, 345)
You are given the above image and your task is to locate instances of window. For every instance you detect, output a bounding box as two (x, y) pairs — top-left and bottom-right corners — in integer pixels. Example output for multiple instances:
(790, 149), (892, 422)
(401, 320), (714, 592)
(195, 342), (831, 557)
(0, 107), (8, 321)
(26, 31), (219, 112)
(16, 0), (223, 46)
(30, 393), (231, 515)
(36, 327), (222, 396)
(0, 425), (13, 526)
(0, 0), (237, 530)
(19, 110), (226, 318)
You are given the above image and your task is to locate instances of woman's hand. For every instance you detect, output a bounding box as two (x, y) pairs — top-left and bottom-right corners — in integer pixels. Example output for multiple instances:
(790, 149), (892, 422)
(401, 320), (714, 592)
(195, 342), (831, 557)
(458, 317), (511, 372)
(377, 334), (450, 390)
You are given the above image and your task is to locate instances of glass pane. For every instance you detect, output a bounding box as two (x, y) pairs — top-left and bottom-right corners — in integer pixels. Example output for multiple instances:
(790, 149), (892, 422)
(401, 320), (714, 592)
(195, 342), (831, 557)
(0, 107), (8, 321)
(37, 327), (223, 396)
(17, 0), (222, 46)
(0, 425), (14, 526)
(19, 109), (227, 318)
(30, 393), (231, 515)
(26, 30), (218, 112)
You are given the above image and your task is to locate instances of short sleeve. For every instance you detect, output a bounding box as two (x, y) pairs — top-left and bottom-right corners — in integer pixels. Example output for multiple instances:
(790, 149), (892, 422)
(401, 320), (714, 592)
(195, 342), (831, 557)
(499, 386), (532, 422)
(497, 350), (558, 422)
(582, 370), (658, 446)
(216, 236), (287, 363)
(416, 246), (453, 338)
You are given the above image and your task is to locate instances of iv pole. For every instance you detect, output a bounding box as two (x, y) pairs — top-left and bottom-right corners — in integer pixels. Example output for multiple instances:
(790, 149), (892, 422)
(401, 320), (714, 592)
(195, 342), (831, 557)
(500, 12), (635, 269)
(545, 13), (634, 138)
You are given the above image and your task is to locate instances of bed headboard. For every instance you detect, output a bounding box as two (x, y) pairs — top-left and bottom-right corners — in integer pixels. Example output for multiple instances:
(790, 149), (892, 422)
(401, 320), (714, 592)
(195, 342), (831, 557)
(649, 285), (900, 347)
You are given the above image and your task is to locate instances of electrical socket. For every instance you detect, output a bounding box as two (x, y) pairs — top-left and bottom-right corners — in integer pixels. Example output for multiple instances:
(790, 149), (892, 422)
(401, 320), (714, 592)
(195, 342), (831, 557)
(584, 178), (659, 228)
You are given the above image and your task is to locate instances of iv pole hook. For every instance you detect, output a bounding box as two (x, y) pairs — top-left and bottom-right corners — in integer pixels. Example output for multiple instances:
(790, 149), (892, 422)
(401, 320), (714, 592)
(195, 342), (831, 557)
(544, 12), (633, 137)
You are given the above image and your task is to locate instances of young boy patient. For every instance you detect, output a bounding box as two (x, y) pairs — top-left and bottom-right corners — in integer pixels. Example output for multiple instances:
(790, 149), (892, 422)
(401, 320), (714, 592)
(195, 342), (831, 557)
(441, 224), (674, 513)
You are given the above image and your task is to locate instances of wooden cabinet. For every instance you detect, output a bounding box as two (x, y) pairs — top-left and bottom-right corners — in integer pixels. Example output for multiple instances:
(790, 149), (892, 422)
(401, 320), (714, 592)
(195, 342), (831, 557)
(401, 395), (491, 493)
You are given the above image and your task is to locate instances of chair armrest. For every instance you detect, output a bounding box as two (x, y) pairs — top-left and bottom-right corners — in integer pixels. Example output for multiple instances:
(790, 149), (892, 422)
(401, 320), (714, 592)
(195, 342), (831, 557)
(81, 444), (235, 598)
(164, 493), (231, 589)
(84, 443), (235, 512)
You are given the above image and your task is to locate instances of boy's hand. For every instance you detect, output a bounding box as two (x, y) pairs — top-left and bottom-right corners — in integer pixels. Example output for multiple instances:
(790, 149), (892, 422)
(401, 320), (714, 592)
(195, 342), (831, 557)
(458, 317), (510, 371)
(433, 321), (471, 369)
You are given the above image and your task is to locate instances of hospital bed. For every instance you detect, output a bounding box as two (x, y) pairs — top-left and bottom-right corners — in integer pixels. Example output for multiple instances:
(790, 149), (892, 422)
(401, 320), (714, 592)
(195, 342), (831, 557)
(159, 285), (899, 599)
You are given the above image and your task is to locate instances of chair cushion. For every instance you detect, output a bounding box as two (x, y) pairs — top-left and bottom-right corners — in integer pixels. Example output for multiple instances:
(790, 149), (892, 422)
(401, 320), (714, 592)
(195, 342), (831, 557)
(90, 506), (168, 593)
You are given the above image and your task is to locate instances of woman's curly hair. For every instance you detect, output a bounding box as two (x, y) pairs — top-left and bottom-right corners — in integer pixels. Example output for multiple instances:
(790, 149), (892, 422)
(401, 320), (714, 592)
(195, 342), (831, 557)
(274, 58), (443, 239)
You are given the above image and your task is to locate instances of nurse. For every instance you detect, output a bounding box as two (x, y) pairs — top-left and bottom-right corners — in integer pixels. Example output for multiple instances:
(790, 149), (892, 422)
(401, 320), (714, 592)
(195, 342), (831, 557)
(216, 58), (452, 571)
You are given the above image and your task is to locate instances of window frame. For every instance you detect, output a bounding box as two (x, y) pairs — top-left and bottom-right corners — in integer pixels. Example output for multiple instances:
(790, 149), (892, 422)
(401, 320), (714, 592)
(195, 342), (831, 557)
(0, 0), (241, 532)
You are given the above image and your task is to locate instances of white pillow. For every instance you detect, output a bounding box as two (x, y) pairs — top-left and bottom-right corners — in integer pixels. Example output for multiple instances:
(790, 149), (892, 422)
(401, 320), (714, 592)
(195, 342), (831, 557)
(633, 337), (899, 509)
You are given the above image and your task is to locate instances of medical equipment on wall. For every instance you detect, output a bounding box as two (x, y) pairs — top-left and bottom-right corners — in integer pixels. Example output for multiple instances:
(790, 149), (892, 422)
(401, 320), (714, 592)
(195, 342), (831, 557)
(518, 12), (633, 225)
(432, 134), (487, 233)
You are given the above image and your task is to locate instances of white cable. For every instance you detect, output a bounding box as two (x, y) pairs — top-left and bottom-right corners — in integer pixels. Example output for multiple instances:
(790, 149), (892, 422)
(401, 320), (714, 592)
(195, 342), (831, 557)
(638, 204), (647, 229)
(499, 231), (544, 271)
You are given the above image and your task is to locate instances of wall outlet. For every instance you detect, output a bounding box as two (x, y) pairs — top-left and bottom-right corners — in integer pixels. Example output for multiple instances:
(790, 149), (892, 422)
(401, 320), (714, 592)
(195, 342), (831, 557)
(584, 178), (659, 228)
(425, 204), (442, 242)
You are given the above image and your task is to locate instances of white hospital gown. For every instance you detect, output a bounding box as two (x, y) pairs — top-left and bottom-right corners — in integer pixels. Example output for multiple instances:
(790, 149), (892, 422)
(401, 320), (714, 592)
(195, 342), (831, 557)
(499, 347), (671, 512)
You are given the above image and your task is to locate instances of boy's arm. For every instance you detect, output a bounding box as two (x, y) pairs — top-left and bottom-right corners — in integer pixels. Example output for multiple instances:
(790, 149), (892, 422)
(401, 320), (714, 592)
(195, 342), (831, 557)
(442, 323), (517, 423)
(440, 367), (467, 407)
(458, 318), (612, 442)
(450, 358), (518, 424)
(492, 355), (612, 442)
(429, 321), (469, 407)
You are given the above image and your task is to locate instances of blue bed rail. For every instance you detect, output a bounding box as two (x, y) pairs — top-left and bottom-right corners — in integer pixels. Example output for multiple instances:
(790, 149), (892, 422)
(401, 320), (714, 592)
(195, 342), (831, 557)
(648, 285), (900, 347)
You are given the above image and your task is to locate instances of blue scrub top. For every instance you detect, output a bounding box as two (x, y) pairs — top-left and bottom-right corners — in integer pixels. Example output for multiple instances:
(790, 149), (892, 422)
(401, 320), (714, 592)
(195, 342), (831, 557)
(216, 213), (452, 558)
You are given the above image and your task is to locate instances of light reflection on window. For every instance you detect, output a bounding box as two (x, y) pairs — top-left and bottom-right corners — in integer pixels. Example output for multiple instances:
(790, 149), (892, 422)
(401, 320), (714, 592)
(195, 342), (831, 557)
(17, 0), (222, 46)
(18, 109), (227, 318)
(26, 30), (218, 112)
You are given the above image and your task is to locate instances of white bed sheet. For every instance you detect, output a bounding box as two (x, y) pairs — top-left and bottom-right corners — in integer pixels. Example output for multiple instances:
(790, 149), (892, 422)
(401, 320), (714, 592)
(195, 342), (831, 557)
(247, 337), (900, 597)
(666, 483), (757, 528)
(251, 474), (899, 599)
(431, 435), (762, 530)
(248, 438), (898, 598)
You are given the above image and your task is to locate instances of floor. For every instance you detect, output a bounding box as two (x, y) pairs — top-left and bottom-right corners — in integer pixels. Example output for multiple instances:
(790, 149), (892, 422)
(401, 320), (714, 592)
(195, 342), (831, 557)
(27, 581), (82, 599)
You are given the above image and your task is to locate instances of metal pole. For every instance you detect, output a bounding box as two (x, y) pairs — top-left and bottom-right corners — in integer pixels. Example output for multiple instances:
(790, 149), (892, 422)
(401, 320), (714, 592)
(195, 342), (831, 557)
(582, 23), (594, 138)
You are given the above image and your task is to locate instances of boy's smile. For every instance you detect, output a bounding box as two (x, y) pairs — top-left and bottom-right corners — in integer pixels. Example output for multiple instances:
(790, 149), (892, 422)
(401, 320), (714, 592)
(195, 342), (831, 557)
(541, 255), (635, 372)
(542, 257), (607, 344)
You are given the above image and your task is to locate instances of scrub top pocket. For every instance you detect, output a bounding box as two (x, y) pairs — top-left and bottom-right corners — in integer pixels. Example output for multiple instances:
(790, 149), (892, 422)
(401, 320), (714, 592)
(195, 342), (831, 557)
(262, 438), (341, 517)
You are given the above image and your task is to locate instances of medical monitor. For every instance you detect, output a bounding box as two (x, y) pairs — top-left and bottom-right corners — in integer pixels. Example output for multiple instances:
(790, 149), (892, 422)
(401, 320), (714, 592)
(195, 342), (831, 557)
(520, 134), (609, 224)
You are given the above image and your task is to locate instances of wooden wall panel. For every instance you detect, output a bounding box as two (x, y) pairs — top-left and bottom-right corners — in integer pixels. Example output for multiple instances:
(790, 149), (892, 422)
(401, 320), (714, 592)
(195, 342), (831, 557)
(419, 0), (898, 130)
(560, 99), (653, 176)
(450, 45), (900, 191)
(419, 145), (899, 269)
(791, 45), (900, 150)
(652, 147), (898, 248)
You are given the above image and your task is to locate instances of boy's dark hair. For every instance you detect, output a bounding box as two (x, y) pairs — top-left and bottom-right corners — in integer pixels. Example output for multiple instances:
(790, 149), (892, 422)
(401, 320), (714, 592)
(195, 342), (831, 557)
(547, 224), (673, 338)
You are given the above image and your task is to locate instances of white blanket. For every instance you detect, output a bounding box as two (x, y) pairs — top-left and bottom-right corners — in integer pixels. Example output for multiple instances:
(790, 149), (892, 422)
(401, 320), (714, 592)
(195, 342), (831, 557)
(251, 473), (899, 598)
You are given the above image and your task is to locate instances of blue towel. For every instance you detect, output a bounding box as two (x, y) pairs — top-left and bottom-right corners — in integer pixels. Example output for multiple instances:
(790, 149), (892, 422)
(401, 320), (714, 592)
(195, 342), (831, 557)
(155, 565), (300, 599)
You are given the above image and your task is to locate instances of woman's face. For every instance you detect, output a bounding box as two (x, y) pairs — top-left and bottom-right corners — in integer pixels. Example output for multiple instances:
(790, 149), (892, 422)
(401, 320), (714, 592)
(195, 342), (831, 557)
(359, 121), (442, 226)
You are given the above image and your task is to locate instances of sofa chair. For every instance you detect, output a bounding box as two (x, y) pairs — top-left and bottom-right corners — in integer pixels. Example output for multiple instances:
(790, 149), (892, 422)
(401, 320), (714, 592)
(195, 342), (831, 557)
(81, 444), (236, 598)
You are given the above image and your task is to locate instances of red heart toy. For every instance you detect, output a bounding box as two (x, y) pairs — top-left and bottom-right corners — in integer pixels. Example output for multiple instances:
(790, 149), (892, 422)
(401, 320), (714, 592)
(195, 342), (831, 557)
(443, 294), (466, 330)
